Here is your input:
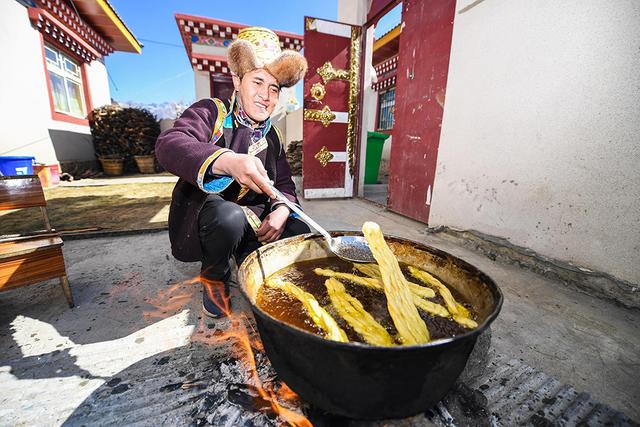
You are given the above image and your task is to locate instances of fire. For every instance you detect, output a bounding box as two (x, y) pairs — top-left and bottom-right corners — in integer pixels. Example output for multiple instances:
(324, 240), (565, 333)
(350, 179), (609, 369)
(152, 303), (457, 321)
(143, 277), (200, 319)
(200, 278), (313, 427)
(145, 275), (312, 426)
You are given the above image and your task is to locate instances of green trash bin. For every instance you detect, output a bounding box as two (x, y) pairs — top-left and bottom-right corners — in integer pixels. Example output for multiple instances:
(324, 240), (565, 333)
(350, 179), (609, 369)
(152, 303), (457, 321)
(364, 131), (390, 184)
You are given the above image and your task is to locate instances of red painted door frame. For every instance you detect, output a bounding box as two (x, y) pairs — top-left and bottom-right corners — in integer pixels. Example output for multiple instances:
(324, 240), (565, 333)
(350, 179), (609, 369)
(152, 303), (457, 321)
(387, 0), (456, 223)
(302, 17), (360, 199)
(366, 0), (402, 26)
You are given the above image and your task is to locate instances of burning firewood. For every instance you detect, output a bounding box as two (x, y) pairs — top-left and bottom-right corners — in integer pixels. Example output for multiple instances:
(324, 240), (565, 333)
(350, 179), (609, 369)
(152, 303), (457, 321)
(363, 222), (430, 345)
(323, 278), (395, 347)
(265, 278), (348, 343)
(408, 266), (478, 329)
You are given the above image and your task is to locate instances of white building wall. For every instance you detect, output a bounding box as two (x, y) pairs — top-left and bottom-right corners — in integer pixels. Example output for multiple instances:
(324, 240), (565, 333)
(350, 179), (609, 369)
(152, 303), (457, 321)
(194, 70), (210, 101)
(337, 0), (369, 26)
(45, 51), (104, 163)
(379, 134), (392, 175)
(432, 0), (640, 283)
(358, 27), (378, 193)
(0, 0), (58, 165)
(85, 58), (111, 108)
(284, 108), (303, 150)
(0, 1), (114, 166)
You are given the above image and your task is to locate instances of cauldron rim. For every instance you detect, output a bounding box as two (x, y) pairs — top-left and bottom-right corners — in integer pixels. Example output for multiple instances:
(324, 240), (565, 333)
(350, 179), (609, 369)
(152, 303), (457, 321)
(238, 231), (504, 351)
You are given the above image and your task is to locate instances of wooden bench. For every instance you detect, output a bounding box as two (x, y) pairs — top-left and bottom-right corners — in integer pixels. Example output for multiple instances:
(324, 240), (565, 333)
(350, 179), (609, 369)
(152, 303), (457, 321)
(0, 175), (73, 307)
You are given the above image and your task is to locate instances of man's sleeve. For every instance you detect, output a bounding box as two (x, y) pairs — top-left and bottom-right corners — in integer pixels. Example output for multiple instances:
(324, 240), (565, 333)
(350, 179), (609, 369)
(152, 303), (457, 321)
(155, 99), (232, 192)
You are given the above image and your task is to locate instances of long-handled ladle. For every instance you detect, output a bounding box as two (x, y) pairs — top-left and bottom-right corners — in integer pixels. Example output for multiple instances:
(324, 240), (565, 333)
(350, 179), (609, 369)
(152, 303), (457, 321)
(268, 183), (375, 263)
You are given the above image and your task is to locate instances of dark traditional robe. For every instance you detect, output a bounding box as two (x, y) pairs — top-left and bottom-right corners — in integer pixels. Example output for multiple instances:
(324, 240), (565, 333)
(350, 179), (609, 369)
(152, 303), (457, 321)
(155, 98), (299, 262)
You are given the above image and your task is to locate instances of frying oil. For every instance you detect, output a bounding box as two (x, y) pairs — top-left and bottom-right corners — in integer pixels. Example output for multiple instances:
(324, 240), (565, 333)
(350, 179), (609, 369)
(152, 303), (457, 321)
(256, 258), (476, 344)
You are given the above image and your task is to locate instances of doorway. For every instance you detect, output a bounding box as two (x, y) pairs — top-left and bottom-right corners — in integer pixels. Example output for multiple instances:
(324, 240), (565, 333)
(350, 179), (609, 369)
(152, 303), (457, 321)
(362, 3), (402, 207)
(359, 0), (457, 225)
(210, 75), (234, 101)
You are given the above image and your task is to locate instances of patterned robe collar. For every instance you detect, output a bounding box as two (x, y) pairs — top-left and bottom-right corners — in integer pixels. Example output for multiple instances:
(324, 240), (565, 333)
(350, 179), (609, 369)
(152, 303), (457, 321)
(229, 92), (271, 143)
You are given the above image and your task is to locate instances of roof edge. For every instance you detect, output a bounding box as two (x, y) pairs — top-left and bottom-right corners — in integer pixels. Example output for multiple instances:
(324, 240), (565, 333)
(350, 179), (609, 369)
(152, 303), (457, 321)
(373, 23), (401, 52)
(95, 0), (142, 53)
(175, 12), (303, 40)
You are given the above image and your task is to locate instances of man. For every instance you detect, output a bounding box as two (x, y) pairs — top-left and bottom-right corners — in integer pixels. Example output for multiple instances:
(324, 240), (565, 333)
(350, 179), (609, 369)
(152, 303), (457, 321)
(156, 27), (310, 318)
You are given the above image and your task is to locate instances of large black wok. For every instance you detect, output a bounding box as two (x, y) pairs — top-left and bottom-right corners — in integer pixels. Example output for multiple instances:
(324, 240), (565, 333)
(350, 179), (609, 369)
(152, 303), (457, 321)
(238, 232), (503, 419)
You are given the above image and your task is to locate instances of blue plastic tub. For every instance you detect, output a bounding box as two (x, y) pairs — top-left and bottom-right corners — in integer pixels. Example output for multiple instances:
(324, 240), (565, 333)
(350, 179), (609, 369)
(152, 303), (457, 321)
(0, 156), (35, 176)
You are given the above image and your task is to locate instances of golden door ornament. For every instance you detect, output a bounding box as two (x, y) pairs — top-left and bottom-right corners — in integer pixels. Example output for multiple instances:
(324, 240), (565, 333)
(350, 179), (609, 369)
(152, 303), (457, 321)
(310, 82), (326, 101)
(317, 62), (349, 84)
(346, 26), (361, 175)
(314, 145), (334, 167)
(303, 105), (336, 127)
(305, 17), (316, 31)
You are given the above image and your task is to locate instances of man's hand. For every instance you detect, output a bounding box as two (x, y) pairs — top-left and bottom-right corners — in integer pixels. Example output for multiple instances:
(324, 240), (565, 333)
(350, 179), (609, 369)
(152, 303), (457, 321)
(256, 205), (290, 243)
(212, 152), (276, 198)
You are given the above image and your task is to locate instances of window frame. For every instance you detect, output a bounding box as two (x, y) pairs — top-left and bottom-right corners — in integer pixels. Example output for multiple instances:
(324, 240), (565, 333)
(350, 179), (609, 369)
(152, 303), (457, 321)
(376, 87), (396, 131)
(39, 36), (92, 126)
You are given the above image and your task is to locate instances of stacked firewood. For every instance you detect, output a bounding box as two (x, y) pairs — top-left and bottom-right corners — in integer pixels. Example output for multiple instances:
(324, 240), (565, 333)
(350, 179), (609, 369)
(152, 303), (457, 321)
(89, 105), (126, 158)
(89, 105), (160, 158)
(286, 139), (303, 176)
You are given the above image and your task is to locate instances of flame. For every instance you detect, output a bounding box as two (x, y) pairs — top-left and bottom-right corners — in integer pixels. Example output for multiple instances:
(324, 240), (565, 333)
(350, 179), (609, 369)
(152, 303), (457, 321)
(144, 275), (312, 426)
(200, 278), (313, 427)
(143, 277), (200, 319)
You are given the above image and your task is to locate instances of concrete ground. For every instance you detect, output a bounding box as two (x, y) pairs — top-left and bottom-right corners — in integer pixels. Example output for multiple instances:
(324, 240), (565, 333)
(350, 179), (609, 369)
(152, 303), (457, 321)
(363, 183), (389, 206)
(1, 197), (638, 425)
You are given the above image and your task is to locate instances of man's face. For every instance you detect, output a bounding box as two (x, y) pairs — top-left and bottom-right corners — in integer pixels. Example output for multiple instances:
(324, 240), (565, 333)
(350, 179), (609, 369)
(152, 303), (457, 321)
(233, 69), (280, 123)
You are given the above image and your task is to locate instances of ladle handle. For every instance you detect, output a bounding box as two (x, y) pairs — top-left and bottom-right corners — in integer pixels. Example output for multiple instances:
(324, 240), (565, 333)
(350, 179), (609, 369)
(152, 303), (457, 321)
(267, 183), (333, 245)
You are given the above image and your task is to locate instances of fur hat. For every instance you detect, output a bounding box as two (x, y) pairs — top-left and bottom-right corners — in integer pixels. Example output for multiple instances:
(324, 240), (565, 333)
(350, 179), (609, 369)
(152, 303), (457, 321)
(227, 27), (307, 88)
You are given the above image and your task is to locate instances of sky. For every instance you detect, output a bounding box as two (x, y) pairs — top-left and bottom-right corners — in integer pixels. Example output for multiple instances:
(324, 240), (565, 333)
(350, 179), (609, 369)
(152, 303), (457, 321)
(374, 3), (401, 39)
(105, 0), (337, 105)
(105, 1), (402, 105)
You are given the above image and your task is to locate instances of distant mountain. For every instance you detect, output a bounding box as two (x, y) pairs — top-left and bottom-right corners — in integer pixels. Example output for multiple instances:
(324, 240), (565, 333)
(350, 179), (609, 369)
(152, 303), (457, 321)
(116, 101), (190, 120)
(116, 92), (301, 121)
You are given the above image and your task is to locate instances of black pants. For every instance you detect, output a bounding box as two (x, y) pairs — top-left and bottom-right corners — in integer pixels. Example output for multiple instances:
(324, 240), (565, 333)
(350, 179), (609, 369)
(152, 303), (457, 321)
(198, 194), (310, 281)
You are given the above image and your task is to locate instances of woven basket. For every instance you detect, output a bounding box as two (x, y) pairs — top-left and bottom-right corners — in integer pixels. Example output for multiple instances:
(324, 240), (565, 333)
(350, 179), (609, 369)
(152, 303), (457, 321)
(134, 155), (156, 174)
(99, 158), (124, 176)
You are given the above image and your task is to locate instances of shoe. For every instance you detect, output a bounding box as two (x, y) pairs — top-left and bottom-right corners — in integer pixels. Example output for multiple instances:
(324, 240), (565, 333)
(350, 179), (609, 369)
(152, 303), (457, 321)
(202, 281), (230, 318)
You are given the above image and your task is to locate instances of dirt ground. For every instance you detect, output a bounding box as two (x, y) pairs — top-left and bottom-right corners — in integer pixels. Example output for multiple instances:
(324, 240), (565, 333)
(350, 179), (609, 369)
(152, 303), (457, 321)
(1, 198), (638, 425)
(0, 182), (174, 236)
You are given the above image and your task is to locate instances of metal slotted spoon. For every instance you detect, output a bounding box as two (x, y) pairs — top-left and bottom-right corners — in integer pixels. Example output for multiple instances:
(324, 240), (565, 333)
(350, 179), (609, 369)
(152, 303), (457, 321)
(268, 183), (375, 263)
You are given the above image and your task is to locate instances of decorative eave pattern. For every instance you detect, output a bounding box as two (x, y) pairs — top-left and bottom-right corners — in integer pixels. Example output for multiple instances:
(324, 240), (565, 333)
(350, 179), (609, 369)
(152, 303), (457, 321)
(175, 13), (303, 75)
(372, 55), (398, 91)
(372, 75), (396, 92)
(191, 54), (230, 74)
(29, 7), (102, 62)
(33, 0), (113, 57)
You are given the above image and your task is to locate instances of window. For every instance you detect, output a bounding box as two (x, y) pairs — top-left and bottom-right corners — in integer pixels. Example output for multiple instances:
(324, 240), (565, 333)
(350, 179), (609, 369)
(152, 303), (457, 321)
(44, 44), (86, 118)
(377, 88), (395, 130)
